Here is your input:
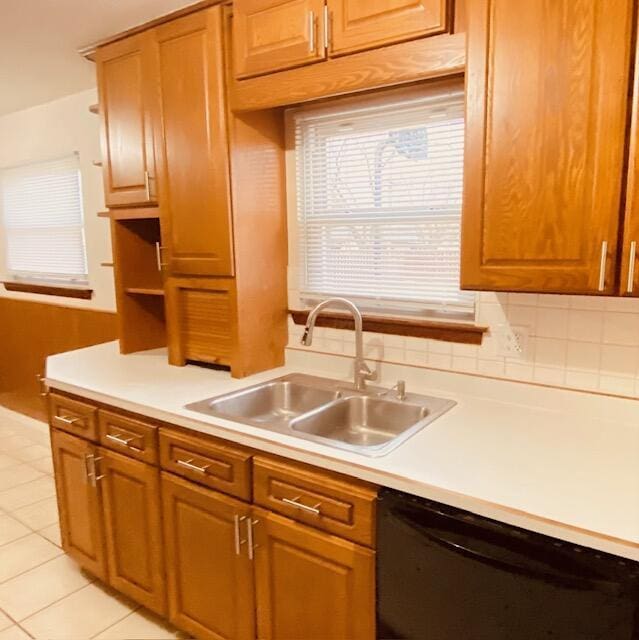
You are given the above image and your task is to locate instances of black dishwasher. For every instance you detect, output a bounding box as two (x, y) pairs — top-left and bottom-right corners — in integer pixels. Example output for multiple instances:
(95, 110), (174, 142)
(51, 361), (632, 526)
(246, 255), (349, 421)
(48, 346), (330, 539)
(377, 488), (639, 639)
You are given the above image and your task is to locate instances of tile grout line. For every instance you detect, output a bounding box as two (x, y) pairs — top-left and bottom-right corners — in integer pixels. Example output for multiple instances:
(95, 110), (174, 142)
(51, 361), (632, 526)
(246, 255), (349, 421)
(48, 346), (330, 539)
(0, 602), (36, 639)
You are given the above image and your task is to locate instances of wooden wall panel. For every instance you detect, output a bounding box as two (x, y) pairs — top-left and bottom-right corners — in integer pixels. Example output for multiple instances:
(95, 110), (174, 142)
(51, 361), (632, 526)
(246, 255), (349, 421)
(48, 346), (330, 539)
(0, 298), (118, 421)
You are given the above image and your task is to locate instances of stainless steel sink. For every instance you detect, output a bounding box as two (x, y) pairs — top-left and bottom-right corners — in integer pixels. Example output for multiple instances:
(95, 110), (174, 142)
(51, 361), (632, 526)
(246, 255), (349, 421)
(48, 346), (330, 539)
(185, 373), (455, 457)
(186, 379), (340, 429)
(290, 396), (429, 449)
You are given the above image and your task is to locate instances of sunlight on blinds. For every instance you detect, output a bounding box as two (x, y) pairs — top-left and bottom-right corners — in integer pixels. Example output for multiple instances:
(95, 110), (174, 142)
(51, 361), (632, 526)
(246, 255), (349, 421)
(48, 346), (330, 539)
(1, 154), (88, 285)
(293, 87), (474, 317)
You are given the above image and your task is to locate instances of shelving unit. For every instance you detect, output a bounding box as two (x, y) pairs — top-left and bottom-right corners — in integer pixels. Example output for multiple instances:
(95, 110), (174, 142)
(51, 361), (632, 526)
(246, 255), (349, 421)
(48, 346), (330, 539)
(111, 217), (167, 354)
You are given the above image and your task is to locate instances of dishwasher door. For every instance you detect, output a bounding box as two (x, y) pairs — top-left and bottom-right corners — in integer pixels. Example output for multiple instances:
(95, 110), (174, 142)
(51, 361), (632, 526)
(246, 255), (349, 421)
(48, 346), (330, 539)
(376, 489), (639, 640)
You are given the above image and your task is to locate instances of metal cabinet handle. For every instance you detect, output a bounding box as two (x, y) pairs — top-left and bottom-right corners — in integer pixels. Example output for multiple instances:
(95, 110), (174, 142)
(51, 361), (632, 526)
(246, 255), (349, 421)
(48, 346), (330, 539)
(280, 496), (322, 516)
(323, 5), (330, 51)
(598, 240), (608, 291)
(84, 453), (95, 486)
(36, 374), (48, 397)
(144, 170), (153, 201)
(308, 11), (315, 53)
(155, 242), (167, 270)
(234, 515), (248, 556)
(247, 518), (259, 560)
(57, 415), (80, 425)
(628, 241), (637, 293)
(92, 456), (105, 483)
(176, 458), (210, 474)
(105, 432), (141, 451)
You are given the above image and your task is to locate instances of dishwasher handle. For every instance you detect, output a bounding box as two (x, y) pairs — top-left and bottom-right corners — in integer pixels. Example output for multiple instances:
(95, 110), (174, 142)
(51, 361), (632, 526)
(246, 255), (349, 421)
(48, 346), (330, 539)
(388, 508), (624, 597)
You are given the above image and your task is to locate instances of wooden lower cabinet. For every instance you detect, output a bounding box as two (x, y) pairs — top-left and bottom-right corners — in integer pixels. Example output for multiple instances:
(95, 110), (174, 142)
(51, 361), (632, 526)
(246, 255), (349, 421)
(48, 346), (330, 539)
(100, 448), (166, 615)
(51, 429), (108, 581)
(253, 507), (376, 640)
(161, 472), (255, 640)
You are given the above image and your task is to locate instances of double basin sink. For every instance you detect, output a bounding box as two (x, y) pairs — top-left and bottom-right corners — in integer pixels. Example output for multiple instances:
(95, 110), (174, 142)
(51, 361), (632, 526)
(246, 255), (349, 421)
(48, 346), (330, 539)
(186, 373), (455, 457)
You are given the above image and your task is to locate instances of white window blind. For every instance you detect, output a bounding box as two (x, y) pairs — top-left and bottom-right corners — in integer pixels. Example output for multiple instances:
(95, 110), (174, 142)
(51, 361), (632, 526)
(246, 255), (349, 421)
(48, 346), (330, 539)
(292, 87), (474, 318)
(1, 154), (88, 285)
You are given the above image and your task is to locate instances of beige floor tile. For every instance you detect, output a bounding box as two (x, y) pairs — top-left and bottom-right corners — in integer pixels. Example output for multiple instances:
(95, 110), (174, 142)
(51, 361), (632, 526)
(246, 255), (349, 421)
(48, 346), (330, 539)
(93, 608), (188, 640)
(38, 522), (62, 547)
(12, 497), (58, 531)
(11, 445), (50, 463)
(0, 514), (31, 547)
(0, 476), (56, 512)
(0, 426), (17, 439)
(0, 435), (34, 454)
(0, 626), (31, 640)
(0, 554), (92, 621)
(29, 456), (53, 475)
(21, 583), (134, 640)
(0, 610), (11, 632)
(0, 454), (19, 472)
(0, 465), (44, 492)
(0, 533), (62, 583)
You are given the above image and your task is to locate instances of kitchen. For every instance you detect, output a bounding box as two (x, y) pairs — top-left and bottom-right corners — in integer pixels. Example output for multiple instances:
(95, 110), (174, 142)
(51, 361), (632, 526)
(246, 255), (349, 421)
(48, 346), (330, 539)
(0, 1), (637, 639)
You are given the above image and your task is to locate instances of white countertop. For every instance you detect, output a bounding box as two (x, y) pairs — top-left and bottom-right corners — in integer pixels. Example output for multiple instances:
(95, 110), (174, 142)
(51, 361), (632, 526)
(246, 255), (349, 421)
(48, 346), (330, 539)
(46, 341), (639, 561)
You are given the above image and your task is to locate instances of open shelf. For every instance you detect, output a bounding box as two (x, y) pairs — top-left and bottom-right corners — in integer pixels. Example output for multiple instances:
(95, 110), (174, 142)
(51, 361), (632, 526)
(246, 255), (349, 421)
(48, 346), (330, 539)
(99, 207), (160, 220)
(111, 217), (166, 353)
(125, 287), (165, 296)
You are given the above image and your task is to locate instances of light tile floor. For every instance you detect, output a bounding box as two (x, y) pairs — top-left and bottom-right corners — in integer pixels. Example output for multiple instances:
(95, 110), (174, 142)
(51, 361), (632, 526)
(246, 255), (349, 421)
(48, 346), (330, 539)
(0, 407), (188, 640)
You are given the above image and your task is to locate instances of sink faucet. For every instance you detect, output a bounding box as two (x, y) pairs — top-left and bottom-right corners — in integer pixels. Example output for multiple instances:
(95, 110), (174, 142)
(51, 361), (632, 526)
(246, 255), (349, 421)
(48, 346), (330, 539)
(301, 298), (376, 391)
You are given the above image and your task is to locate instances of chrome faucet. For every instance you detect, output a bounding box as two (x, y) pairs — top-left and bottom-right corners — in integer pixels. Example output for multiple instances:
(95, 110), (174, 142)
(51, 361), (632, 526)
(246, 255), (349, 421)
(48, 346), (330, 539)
(301, 298), (376, 391)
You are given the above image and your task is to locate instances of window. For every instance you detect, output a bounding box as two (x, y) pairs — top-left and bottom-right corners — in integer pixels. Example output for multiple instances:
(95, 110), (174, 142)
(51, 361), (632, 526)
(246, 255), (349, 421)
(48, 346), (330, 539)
(0, 153), (88, 286)
(289, 84), (474, 320)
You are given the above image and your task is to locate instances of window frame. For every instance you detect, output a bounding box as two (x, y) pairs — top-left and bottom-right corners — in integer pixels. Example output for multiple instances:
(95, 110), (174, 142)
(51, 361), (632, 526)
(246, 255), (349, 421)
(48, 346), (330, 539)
(285, 81), (480, 340)
(0, 152), (91, 298)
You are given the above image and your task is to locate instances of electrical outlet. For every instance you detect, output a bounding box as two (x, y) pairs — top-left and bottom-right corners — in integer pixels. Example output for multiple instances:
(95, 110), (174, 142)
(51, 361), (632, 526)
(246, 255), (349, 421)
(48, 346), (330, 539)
(496, 325), (529, 359)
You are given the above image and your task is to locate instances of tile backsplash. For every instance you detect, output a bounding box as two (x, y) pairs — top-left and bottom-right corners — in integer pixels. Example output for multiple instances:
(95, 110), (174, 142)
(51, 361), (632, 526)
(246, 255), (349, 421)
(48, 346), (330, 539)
(287, 293), (639, 399)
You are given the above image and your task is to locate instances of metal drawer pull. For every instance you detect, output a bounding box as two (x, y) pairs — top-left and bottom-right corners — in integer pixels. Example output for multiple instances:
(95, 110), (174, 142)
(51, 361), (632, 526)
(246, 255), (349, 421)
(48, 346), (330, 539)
(280, 496), (322, 516)
(57, 415), (80, 425)
(176, 458), (210, 474)
(234, 515), (248, 556)
(105, 432), (141, 451)
(598, 240), (608, 291)
(323, 5), (330, 50)
(627, 241), (637, 293)
(36, 374), (48, 397)
(92, 456), (105, 482)
(247, 518), (259, 560)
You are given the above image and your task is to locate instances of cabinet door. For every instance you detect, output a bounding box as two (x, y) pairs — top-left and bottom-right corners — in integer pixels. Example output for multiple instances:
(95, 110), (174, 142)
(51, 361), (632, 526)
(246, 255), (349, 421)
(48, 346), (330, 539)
(161, 472), (255, 640)
(152, 7), (234, 277)
(51, 429), (107, 581)
(620, 26), (639, 297)
(253, 507), (375, 640)
(96, 32), (157, 208)
(99, 448), (166, 615)
(328, 0), (448, 57)
(461, 0), (633, 294)
(233, 0), (327, 78)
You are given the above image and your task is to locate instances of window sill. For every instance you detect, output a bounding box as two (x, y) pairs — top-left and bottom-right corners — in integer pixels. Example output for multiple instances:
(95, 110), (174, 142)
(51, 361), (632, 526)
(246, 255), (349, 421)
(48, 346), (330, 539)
(289, 309), (487, 345)
(3, 281), (93, 300)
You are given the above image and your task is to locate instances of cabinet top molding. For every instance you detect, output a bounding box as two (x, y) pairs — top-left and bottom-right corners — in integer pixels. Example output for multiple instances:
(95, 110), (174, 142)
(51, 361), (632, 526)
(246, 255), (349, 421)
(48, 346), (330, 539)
(77, 0), (225, 59)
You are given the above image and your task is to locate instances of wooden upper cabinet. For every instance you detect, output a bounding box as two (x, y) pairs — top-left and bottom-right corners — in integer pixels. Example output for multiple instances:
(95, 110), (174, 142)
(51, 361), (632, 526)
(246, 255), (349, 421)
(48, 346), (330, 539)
(233, 0), (327, 78)
(99, 448), (166, 616)
(328, 0), (449, 56)
(620, 21), (639, 298)
(162, 473), (255, 640)
(253, 507), (375, 640)
(461, 0), (634, 294)
(152, 7), (234, 277)
(96, 32), (157, 208)
(51, 429), (108, 581)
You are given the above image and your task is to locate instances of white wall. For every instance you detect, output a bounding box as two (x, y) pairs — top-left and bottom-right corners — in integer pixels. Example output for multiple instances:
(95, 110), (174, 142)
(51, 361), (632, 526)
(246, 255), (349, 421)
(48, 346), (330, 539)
(0, 88), (116, 312)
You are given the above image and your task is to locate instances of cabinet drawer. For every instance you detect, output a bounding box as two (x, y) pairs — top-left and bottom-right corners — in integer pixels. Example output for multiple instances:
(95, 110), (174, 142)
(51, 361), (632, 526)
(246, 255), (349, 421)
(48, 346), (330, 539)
(159, 429), (252, 501)
(253, 455), (377, 547)
(49, 393), (98, 441)
(98, 410), (158, 464)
